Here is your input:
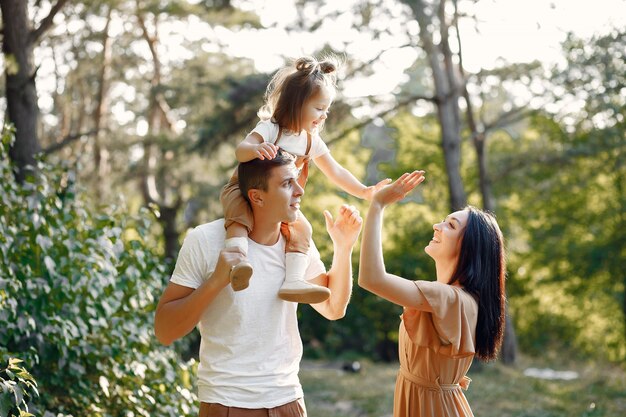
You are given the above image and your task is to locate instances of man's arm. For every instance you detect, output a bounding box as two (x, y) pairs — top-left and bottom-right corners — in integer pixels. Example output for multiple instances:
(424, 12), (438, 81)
(309, 205), (362, 320)
(154, 246), (244, 345)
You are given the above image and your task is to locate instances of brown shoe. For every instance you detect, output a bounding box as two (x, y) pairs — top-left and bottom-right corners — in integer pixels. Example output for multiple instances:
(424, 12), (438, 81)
(230, 262), (253, 291)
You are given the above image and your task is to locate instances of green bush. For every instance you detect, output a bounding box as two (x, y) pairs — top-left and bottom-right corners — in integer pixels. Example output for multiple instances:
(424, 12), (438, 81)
(0, 356), (38, 417)
(0, 125), (197, 416)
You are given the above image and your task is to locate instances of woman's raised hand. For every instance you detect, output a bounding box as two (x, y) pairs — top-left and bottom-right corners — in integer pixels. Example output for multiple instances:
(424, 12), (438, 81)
(362, 178), (392, 201)
(372, 170), (425, 208)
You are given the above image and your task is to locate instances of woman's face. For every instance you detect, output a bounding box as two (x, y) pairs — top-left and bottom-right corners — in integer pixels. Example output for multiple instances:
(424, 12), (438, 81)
(424, 209), (469, 263)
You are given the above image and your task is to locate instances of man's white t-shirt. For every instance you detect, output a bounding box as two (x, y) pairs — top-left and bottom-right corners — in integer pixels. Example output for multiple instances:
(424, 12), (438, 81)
(251, 120), (330, 160)
(170, 219), (326, 408)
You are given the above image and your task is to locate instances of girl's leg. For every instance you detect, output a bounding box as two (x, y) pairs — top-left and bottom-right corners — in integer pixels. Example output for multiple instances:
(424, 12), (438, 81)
(221, 176), (254, 291)
(278, 212), (330, 304)
(225, 222), (253, 291)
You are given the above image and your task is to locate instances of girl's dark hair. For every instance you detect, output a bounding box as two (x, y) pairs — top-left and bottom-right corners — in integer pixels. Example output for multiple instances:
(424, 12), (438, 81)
(449, 206), (507, 361)
(258, 56), (339, 133)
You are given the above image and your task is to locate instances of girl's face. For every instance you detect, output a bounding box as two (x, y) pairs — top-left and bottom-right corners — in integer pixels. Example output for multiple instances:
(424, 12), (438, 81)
(424, 209), (469, 263)
(301, 84), (334, 133)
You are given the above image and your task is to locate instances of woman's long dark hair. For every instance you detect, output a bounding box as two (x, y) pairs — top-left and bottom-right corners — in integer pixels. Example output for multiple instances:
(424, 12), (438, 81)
(449, 206), (506, 361)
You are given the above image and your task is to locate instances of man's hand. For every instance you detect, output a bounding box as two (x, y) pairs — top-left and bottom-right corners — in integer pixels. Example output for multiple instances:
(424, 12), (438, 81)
(323, 204), (363, 250)
(211, 246), (249, 288)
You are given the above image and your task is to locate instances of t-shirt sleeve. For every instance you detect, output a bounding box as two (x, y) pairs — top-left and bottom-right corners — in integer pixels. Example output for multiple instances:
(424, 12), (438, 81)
(170, 227), (211, 289)
(304, 238), (326, 281)
(401, 281), (477, 357)
(251, 120), (278, 144)
(309, 132), (330, 160)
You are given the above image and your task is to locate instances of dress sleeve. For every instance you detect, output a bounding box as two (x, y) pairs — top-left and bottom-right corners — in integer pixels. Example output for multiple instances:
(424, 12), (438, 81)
(401, 281), (477, 358)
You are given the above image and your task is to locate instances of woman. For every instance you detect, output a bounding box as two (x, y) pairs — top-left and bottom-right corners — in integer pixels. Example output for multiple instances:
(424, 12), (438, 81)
(358, 171), (506, 417)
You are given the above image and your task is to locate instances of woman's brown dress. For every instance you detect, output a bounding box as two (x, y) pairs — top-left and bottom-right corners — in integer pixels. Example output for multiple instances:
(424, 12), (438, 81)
(393, 281), (478, 417)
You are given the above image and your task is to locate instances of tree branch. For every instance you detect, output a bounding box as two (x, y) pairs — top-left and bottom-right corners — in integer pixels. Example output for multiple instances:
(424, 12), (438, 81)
(344, 42), (414, 80)
(325, 93), (435, 146)
(30, 0), (70, 44)
(483, 107), (535, 133)
(454, 0), (480, 140)
(43, 129), (100, 155)
(495, 141), (619, 178)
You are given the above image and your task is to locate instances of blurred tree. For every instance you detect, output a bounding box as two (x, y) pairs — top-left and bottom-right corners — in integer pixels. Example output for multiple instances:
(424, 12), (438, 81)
(0, 0), (69, 181)
(0, 126), (197, 415)
(404, 0), (467, 211)
(491, 29), (625, 360)
(26, 0), (264, 260)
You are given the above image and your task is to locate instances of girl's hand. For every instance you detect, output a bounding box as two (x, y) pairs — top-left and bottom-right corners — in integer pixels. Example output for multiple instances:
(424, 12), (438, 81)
(362, 178), (392, 201)
(255, 142), (278, 160)
(372, 171), (425, 208)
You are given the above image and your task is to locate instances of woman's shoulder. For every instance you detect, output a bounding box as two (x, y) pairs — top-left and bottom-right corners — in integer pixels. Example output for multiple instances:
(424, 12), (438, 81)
(415, 281), (477, 311)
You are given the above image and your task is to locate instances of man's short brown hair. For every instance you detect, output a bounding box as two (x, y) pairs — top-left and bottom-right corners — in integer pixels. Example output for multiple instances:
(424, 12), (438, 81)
(238, 149), (296, 203)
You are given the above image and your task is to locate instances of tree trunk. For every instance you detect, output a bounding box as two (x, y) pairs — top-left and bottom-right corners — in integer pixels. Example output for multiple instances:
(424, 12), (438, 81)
(1, 0), (40, 181)
(93, 8), (113, 201)
(412, 0), (467, 211)
(1, 0), (69, 180)
(451, 0), (518, 364)
(473, 133), (519, 364)
(160, 205), (182, 261)
(501, 311), (517, 364)
(137, 4), (182, 260)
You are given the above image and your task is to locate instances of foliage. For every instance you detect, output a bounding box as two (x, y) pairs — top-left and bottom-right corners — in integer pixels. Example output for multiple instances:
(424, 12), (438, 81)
(0, 356), (38, 417)
(0, 125), (197, 416)
(487, 29), (626, 361)
(492, 110), (625, 360)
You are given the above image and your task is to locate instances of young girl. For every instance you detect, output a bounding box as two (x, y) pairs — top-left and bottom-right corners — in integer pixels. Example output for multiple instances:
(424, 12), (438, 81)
(221, 55), (389, 304)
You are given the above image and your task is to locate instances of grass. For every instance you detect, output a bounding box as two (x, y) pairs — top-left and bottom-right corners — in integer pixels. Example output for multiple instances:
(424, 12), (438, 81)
(299, 355), (626, 417)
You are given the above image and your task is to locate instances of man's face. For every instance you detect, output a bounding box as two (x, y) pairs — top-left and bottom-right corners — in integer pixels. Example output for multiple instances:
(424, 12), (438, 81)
(259, 163), (304, 223)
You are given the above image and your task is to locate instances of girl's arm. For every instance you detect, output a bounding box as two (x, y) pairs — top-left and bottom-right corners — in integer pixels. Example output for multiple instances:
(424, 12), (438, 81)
(235, 132), (278, 162)
(314, 152), (390, 200)
(358, 171), (432, 310)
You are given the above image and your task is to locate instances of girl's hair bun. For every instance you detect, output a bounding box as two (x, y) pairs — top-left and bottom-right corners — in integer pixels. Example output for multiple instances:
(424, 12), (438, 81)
(318, 59), (337, 74)
(295, 57), (318, 74)
(295, 56), (337, 76)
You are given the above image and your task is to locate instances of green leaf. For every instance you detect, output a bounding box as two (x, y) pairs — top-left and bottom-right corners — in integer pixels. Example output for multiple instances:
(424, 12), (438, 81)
(0, 393), (12, 417)
(8, 358), (23, 367)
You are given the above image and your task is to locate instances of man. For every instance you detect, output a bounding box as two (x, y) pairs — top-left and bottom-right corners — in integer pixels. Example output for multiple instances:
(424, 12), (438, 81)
(154, 150), (362, 417)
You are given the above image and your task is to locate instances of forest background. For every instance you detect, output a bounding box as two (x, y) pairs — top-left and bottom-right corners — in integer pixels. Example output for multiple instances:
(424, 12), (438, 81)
(0, 0), (624, 416)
